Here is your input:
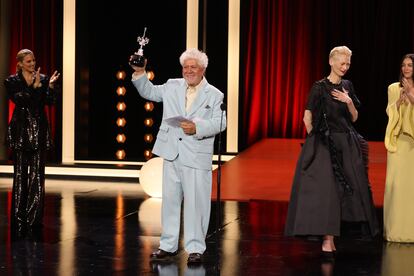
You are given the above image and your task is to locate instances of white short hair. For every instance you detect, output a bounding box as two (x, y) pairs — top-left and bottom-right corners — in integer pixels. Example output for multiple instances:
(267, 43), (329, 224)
(179, 48), (208, 68)
(329, 46), (352, 59)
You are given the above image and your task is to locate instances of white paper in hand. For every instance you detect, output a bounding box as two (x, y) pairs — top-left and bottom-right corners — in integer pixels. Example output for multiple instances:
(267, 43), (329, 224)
(164, 116), (193, 127)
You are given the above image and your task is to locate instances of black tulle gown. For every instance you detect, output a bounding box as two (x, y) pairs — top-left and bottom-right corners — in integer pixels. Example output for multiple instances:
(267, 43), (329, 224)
(284, 78), (379, 238)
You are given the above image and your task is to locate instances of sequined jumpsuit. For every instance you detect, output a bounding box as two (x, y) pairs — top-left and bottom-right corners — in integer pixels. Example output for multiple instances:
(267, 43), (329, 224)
(5, 72), (54, 233)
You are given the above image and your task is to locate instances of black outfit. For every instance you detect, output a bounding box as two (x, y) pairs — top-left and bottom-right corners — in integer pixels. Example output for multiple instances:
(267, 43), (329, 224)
(284, 78), (379, 237)
(5, 72), (54, 235)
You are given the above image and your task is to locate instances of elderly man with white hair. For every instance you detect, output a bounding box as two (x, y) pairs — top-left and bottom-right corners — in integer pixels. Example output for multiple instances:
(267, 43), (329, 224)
(131, 48), (226, 264)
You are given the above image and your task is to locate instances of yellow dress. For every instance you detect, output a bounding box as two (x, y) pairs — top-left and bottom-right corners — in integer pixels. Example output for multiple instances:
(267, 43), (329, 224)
(384, 82), (414, 242)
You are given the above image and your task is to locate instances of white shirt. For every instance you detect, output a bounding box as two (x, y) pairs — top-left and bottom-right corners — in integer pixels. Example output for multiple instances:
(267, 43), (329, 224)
(186, 78), (205, 112)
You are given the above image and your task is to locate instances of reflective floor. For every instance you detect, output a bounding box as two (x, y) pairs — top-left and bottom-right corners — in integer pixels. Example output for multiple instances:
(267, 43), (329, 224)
(0, 177), (413, 275)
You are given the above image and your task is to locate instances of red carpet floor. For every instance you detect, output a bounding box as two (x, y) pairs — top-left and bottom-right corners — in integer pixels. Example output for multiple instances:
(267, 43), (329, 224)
(212, 138), (386, 206)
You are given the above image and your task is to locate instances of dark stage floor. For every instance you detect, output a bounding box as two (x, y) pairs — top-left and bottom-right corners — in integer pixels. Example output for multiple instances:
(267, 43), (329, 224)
(1, 177), (412, 276)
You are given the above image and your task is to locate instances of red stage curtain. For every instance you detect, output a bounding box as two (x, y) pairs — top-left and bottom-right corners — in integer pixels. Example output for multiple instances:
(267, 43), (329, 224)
(7, 0), (60, 140)
(242, 0), (327, 146)
(241, 0), (414, 148)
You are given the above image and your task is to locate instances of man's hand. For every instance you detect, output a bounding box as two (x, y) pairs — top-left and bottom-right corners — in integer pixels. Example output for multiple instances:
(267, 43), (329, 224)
(129, 56), (147, 74)
(180, 121), (196, 135)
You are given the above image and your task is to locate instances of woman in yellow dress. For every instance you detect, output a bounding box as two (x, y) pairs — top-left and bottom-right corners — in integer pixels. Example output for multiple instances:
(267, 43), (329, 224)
(384, 53), (414, 242)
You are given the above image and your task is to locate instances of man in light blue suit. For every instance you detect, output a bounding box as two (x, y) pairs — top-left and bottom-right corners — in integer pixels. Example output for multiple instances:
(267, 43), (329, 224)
(130, 48), (226, 264)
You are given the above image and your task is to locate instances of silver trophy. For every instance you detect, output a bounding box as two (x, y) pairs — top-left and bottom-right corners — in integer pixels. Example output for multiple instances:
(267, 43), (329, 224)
(130, 27), (149, 67)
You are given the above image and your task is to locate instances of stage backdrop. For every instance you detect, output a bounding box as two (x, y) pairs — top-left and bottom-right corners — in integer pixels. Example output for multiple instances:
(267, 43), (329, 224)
(5, 0), (63, 162)
(239, 0), (414, 149)
(4, 0), (414, 160)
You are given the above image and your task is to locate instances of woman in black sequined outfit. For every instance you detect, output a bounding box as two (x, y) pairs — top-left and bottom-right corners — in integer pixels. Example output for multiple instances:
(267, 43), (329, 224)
(4, 49), (60, 237)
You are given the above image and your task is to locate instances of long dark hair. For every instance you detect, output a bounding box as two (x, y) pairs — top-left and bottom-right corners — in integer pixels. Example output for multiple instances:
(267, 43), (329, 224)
(399, 53), (414, 87)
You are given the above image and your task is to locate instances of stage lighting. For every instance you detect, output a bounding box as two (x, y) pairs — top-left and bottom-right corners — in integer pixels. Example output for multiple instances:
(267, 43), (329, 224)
(116, 134), (126, 143)
(116, 117), (126, 127)
(147, 70), (155, 81)
(144, 149), (153, 160)
(116, 86), (126, 96)
(116, 149), (126, 160)
(144, 134), (153, 143)
(144, 102), (154, 112)
(144, 118), (153, 127)
(117, 102), (126, 111)
(116, 70), (126, 80)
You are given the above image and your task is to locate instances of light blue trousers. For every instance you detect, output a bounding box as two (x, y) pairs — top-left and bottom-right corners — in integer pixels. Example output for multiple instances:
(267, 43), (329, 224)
(159, 157), (212, 254)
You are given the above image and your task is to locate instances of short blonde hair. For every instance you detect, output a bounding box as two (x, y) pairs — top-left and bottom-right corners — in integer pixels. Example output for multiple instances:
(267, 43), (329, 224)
(179, 48), (208, 69)
(329, 46), (352, 59)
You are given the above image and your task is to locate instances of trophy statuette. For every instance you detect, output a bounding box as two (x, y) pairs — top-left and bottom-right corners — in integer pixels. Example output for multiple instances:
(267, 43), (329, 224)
(130, 27), (149, 67)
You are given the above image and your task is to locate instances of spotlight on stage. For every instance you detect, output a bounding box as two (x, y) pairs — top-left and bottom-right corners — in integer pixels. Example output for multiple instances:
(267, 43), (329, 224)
(139, 157), (163, 198)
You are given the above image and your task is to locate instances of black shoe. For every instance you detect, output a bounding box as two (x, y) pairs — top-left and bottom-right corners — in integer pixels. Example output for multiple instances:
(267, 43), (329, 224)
(321, 250), (335, 261)
(187, 253), (203, 264)
(150, 249), (178, 260)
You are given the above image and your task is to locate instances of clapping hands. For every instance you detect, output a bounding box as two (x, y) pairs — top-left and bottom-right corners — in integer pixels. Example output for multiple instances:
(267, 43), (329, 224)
(49, 70), (60, 89)
(400, 78), (414, 105)
(33, 67), (42, 89)
(32, 68), (60, 90)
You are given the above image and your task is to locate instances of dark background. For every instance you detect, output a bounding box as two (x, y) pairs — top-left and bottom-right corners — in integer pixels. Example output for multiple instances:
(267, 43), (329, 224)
(74, 0), (229, 161)
(74, 0), (187, 160)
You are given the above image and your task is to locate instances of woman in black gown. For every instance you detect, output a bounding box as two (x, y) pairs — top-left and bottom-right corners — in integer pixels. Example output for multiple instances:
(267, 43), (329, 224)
(284, 46), (379, 256)
(5, 49), (60, 237)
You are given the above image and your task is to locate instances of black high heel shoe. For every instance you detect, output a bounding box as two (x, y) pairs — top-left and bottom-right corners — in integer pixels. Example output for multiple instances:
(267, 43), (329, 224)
(321, 250), (335, 259)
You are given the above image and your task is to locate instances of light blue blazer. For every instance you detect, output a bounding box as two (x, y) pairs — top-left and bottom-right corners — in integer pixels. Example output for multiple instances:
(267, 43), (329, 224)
(132, 76), (226, 170)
